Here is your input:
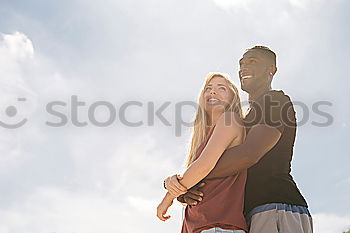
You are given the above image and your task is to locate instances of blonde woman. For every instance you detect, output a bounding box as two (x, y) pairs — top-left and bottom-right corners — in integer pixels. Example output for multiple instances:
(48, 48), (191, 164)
(156, 73), (247, 233)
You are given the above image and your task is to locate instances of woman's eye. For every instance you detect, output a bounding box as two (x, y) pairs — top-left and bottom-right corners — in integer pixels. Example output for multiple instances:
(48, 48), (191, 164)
(205, 87), (211, 91)
(219, 87), (226, 90)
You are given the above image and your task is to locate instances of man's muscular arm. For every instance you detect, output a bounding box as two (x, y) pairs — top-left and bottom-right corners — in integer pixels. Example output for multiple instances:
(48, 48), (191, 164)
(206, 124), (282, 179)
(172, 124), (282, 205)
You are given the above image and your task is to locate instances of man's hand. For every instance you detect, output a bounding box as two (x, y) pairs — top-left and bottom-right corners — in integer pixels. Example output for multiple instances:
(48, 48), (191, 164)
(179, 182), (205, 206)
(164, 174), (187, 197)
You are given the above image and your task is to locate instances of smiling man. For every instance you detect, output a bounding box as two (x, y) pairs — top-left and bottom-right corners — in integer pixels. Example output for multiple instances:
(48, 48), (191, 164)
(165, 46), (313, 233)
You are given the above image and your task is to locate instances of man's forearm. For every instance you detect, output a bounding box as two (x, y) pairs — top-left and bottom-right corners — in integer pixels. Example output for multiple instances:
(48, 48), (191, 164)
(206, 125), (282, 179)
(206, 144), (255, 179)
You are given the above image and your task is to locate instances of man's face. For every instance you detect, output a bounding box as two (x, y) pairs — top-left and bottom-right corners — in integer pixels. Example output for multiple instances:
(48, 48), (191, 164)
(238, 49), (272, 94)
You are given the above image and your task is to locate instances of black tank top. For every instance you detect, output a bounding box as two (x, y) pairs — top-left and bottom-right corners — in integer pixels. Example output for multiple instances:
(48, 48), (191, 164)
(243, 90), (308, 215)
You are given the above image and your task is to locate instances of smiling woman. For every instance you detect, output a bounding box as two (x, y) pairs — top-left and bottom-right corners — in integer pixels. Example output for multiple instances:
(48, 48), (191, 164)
(157, 72), (248, 233)
(185, 72), (243, 168)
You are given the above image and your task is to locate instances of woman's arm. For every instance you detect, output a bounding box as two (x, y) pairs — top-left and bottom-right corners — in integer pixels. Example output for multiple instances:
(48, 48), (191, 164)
(157, 192), (175, 221)
(178, 112), (244, 190)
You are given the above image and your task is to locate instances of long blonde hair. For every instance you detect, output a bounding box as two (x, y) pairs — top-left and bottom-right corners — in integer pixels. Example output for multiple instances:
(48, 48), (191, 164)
(185, 72), (242, 168)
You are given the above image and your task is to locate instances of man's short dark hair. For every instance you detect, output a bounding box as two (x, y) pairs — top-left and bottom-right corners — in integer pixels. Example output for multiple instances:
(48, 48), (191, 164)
(247, 45), (276, 66)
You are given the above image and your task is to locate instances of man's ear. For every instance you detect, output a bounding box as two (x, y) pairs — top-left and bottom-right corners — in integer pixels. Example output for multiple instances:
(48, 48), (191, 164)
(270, 66), (277, 76)
(267, 66), (277, 83)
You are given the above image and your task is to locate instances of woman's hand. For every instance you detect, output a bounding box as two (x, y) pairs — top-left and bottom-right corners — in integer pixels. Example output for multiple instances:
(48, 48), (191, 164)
(156, 194), (174, 221)
(164, 174), (187, 197)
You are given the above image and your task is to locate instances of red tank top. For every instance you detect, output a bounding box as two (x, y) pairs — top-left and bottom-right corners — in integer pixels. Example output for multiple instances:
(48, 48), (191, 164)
(181, 127), (248, 233)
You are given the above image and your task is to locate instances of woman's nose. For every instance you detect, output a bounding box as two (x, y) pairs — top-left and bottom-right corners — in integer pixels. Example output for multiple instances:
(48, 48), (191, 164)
(210, 89), (217, 94)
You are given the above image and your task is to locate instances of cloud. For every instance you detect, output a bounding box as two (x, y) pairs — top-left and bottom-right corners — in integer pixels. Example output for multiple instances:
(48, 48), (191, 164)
(212, 0), (325, 10)
(0, 30), (186, 232)
(0, 32), (39, 173)
(0, 32), (36, 101)
(0, 185), (184, 233)
(313, 213), (350, 233)
(0, 32), (34, 60)
(212, 0), (251, 9)
(0, 30), (89, 176)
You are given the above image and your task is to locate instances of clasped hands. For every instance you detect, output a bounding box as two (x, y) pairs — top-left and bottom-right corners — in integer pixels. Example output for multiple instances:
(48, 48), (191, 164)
(164, 174), (205, 205)
(156, 174), (205, 221)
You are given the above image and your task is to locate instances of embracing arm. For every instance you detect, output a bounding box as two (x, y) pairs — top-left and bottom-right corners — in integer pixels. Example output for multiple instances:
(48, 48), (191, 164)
(178, 112), (244, 190)
(205, 124), (282, 179)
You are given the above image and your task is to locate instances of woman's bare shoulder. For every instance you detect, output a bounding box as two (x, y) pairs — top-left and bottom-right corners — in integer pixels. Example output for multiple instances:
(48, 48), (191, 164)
(218, 111), (245, 148)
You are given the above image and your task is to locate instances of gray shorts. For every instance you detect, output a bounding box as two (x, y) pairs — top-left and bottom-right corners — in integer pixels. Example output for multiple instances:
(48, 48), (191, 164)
(246, 203), (313, 233)
(201, 228), (246, 233)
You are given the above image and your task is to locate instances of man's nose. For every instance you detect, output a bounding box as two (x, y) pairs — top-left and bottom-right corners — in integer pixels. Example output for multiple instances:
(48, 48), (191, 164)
(240, 67), (249, 72)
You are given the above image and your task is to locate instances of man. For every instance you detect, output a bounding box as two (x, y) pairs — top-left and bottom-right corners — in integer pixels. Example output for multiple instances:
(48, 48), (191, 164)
(165, 46), (313, 233)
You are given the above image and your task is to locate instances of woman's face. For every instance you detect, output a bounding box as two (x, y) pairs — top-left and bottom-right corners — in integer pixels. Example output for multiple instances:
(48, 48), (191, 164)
(203, 76), (233, 114)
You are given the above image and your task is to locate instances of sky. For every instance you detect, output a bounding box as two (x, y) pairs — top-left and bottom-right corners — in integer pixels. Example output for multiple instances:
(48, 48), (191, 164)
(0, 0), (349, 232)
